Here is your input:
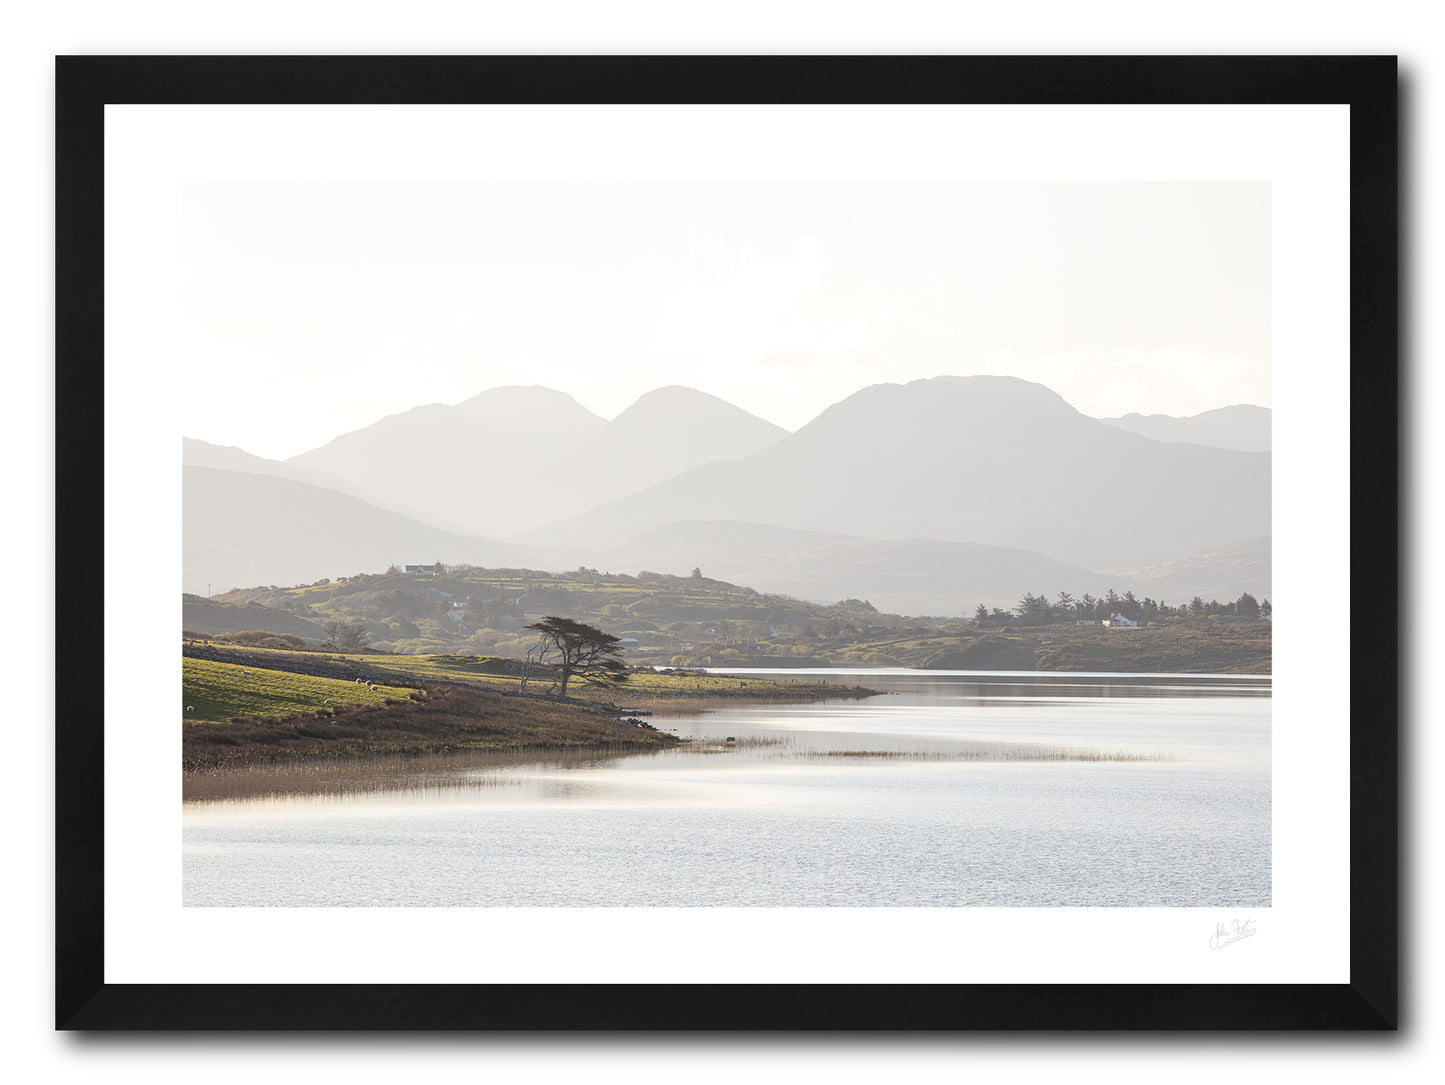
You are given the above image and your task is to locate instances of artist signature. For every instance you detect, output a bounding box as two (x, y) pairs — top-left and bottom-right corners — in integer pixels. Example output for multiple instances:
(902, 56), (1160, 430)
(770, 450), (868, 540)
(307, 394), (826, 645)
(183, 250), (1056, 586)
(1209, 918), (1257, 950)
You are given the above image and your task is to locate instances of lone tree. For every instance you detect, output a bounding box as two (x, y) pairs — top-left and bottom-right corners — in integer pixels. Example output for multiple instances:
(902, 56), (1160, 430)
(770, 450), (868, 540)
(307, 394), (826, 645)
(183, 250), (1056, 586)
(525, 616), (630, 699)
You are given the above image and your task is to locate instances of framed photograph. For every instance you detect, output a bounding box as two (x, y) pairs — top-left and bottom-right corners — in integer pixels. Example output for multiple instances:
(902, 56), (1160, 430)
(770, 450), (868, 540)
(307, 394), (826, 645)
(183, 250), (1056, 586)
(57, 56), (1396, 1029)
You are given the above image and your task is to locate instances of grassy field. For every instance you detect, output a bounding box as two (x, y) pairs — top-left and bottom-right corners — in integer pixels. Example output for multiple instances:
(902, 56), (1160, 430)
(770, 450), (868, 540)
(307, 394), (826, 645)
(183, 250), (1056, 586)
(181, 652), (682, 772)
(210, 647), (877, 701)
(182, 658), (415, 723)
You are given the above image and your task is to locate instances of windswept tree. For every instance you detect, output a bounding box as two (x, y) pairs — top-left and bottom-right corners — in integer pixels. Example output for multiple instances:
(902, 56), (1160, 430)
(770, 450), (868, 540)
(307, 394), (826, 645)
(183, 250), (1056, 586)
(525, 616), (630, 699)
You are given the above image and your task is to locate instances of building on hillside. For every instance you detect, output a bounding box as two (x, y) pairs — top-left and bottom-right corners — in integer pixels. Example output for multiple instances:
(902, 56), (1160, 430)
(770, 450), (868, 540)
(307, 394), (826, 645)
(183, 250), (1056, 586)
(405, 565), (435, 577)
(1102, 614), (1139, 627)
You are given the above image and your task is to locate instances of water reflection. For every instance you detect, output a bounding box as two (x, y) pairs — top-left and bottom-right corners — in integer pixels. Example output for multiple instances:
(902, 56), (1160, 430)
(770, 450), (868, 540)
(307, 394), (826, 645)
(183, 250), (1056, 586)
(182, 745), (667, 806)
(184, 669), (1271, 908)
(186, 669), (1269, 806)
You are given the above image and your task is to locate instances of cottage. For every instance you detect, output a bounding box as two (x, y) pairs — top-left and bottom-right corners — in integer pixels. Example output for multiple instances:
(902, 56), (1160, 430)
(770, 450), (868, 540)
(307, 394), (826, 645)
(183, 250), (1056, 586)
(1102, 614), (1139, 627)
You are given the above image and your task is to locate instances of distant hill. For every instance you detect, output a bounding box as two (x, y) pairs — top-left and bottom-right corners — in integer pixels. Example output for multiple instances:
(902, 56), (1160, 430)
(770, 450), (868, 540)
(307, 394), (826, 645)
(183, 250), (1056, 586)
(550, 520), (1103, 615)
(184, 376), (1270, 614)
(183, 466), (521, 595)
(283, 384), (787, 537)
(181, 593), (331, 639)
(1099, 404), (1271, 452)
(1104, 536), (1272, 605)
(183, 437), (361, 492)
(537, 386), (788, 524)
(285, 385), (609, 535)
(517, 376), (1271, 572)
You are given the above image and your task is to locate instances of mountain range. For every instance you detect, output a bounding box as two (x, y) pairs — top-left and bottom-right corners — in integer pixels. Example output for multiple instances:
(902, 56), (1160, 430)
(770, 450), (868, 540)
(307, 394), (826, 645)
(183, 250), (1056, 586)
(515, 376), (1269, 572)
(183, 376), (1271, 613)
(183, 466), (520, 594)
(1099, 404), (1271, 452)
(285, 385), (785, 537)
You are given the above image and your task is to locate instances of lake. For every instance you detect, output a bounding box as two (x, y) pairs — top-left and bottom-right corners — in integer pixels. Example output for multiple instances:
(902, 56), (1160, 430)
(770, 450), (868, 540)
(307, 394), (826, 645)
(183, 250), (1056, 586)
(183, 669), (1270, 908)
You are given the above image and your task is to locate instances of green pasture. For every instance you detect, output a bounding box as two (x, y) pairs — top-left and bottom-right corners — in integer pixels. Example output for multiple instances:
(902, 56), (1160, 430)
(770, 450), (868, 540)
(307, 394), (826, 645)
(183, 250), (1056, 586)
(342, 653), (525, 681)
(329, 652), (835, 697)
(182, 658), (412, 723)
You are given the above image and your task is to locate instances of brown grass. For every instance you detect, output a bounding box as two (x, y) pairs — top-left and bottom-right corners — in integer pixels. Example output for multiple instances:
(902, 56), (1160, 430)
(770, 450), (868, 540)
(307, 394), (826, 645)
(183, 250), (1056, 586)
(182, 682), (677, 773)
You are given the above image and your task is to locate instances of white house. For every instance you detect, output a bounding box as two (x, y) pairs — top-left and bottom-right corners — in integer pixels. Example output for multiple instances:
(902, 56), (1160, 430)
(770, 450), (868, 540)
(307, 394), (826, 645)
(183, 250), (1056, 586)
(1102, 614), (1139, 627)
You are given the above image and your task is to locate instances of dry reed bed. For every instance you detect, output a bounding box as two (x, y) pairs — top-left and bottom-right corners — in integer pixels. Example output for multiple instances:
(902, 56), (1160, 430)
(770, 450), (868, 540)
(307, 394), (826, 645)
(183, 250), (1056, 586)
(182, 743), (661, 802)
(666, 734), (1174, 763)
(809, 746), (1176, 762)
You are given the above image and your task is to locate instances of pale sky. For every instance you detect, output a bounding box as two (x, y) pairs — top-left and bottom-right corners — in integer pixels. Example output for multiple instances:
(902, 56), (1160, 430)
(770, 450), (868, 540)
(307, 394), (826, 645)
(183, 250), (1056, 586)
(184, 179), (1270, 461)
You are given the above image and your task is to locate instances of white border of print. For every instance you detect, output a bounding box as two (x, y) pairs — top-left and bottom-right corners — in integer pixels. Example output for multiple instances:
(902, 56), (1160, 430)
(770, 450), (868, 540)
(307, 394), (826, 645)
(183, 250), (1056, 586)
(106, 102), (1348, 985)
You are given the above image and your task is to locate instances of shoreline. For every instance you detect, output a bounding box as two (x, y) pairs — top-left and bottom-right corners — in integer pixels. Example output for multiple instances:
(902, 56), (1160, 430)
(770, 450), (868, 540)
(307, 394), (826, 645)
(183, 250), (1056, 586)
(182, 651), (883, 787)
(182, 681), (679, 774)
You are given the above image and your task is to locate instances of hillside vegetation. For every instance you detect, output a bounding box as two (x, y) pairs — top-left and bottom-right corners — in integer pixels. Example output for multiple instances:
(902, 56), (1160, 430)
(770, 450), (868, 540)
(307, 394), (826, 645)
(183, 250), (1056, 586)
(189, 562), (1269, 674)
(918, 619), (1272, 675)
(192, 565), (899, 658)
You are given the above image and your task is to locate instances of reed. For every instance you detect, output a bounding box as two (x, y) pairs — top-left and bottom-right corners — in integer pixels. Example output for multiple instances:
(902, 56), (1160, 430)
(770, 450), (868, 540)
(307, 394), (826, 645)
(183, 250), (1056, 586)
(804, 744), (1176, 763)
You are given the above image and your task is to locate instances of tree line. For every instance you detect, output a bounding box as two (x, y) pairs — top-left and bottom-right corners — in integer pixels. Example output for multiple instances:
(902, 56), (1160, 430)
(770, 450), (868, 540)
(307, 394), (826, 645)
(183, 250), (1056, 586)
(980, 589), (1270, 626)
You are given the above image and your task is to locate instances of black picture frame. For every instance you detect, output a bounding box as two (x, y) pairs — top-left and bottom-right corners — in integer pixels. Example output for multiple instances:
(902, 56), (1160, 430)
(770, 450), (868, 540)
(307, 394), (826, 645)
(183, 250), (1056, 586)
(56, 55), (1398, 1031)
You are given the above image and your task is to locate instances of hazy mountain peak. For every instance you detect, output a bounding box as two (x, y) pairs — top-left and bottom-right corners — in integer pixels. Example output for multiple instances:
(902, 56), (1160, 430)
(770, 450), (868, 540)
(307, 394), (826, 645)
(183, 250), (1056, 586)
(796, 372), (1082, 440)
(930, 373), (1079, 409)
(932, 373), (1051, 390)
(621, 384), (730, 411)
(521, 372), (1269, 573)
(183, 436), (250, 457)
(184, 436), (357, 492)
(1099, 403), (1271, 452)
(456, 384), (601, 416)
(611, 385), (789, 434)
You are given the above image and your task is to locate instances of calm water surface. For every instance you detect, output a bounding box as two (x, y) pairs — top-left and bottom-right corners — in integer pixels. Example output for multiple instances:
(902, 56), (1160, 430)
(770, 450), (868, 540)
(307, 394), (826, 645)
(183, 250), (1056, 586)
(183, 669), (1270, 907)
